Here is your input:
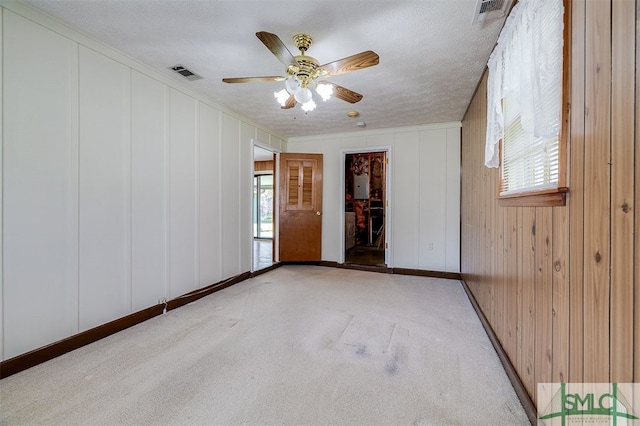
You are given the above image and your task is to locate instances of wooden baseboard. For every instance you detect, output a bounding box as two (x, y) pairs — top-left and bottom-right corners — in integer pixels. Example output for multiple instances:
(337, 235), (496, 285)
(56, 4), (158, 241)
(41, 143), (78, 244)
(460, 279), (537, 425)
(0, 272), (251, 379)
(0, 304), (162, 379)
(250, 263), (281, 277)
(166, 272), (251, 312)
(317, 260), (392, 274)
(391, 267), (462, 280)
(311, 261), (462, 280)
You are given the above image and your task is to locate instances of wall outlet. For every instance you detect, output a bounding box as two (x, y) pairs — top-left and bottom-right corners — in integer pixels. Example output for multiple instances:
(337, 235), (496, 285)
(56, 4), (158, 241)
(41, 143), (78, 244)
(428, 242), (434, 250)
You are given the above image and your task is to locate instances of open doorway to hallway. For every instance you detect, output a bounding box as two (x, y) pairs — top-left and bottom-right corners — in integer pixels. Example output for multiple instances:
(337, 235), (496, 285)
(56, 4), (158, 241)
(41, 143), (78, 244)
(253, 145), (276, 271)
(344, 151), (387, 267)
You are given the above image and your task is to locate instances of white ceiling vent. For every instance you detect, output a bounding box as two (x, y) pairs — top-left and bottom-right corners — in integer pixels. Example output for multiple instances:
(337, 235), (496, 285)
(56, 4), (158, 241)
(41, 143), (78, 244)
(472, 0), (513, 25)
(169, 64), (203, 81)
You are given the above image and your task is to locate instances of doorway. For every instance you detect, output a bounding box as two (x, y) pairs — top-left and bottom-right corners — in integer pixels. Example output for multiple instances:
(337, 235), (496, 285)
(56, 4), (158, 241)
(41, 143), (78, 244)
(253, 144), (276, 271)
(344, 151), (387, 266)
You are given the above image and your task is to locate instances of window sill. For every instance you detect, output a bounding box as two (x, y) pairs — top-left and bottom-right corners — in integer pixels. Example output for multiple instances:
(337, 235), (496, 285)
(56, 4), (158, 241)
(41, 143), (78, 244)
(498, 187), (569, 207)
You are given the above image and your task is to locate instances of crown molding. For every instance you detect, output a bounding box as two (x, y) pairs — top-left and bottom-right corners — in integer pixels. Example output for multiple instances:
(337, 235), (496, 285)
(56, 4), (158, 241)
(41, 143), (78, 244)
(287, 121), (462, 144)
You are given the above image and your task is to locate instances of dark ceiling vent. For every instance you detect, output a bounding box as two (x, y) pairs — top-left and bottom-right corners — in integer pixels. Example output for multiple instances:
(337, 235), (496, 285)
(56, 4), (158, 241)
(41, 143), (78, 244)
(480, 0), (504, 14)
(169, 64), (203, 81)
(472, 0), (513, 25)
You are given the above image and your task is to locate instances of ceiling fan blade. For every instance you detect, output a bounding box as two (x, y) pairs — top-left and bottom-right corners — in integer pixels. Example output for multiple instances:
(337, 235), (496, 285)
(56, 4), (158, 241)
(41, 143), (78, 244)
(222, 76), (285, 83)
(320, 81), (363, 103)
(319, 50), (379, 77)
(256, 31), (300, 68)
(281, 95), (296, 109)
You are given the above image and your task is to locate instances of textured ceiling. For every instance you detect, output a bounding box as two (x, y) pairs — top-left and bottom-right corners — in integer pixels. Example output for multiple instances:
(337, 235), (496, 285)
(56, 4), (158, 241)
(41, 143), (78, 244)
(22, 0), (506, 139)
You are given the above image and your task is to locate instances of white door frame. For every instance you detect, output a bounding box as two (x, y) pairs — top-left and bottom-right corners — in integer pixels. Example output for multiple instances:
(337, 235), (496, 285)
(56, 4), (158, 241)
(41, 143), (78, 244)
(251, 139), (280, 271)
(339, 146), (392, 266)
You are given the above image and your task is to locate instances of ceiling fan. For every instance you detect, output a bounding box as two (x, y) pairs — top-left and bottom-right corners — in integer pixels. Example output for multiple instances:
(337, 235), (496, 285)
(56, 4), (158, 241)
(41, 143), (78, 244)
(222, 31), (379, 111)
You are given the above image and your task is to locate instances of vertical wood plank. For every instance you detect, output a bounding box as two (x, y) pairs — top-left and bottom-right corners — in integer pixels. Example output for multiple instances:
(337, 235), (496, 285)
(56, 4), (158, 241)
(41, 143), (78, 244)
(634, 0), (640, 385)
(521, 207), (536, 398)
(479, 125), (487, 315)
(517, 207), (525, 381)
(583, 0), (611, 382)
(505, 207), (519, 364)
(550, 0), (571, 386)
(609, 0), (635, 383)
(481, 75), (490, 317)
(493, 168), (504, 343)
(485, 163), (493, 322)
(535, 207), (553, 405)
(552, 206), (569, 383)
(568, 0), (586, 384)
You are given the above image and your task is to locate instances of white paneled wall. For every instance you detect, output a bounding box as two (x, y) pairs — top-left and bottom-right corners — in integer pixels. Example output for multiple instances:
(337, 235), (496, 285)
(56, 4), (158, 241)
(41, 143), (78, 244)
(418, 128), (446, 270)
(3, 10), (79, 357)
(288, 124), (461, 272)
(1, 7), (4, 361)
(393, 132), (421, 267)
(220, 113), (241, 279)
(78, 46), (132, 331)
(240, 122), (255, 273)
(168, 89), (198, 299)
(444, 128), (461, 272)
(1, 6), (283, 360)
(131, 71), (168, 312)
(198, 104), (222, 287)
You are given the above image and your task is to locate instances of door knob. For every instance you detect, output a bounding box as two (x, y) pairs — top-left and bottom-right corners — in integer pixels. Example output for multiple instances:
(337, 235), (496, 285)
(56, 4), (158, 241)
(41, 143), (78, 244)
(316, 211), (322, 216)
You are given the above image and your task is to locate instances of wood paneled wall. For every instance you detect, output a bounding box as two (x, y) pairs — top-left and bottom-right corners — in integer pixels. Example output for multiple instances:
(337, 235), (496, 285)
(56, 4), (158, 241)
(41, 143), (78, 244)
(460, 0), (638, 410)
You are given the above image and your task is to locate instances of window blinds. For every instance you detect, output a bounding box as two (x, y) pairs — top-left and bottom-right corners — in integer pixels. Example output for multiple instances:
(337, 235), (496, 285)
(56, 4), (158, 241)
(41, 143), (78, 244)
(485, 0), (564, 195)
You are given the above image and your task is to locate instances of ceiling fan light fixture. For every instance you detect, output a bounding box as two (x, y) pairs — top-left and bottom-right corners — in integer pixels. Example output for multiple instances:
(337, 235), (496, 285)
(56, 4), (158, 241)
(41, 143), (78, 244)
(274, 89), (289, 107)
(315, 83), (333, 102)
(223, 31), (379, 113)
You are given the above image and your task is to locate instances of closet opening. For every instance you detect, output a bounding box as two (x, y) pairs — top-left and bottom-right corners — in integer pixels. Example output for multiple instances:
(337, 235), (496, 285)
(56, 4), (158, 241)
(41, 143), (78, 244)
(344, 151), (387, 266)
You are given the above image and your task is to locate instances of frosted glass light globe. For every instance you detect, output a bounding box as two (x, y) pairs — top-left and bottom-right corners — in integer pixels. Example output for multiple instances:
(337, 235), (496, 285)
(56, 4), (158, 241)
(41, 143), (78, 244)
(285, 77), (300, 95)
(294, 87), (312, 104)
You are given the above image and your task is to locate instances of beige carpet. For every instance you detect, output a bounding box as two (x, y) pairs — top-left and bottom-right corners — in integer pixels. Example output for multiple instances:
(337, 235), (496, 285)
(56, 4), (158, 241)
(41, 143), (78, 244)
(0, 265), (528, 425)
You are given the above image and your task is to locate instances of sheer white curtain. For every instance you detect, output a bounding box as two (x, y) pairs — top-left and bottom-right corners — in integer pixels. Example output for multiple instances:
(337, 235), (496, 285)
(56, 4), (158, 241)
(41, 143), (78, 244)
(485, 0), (564, 168)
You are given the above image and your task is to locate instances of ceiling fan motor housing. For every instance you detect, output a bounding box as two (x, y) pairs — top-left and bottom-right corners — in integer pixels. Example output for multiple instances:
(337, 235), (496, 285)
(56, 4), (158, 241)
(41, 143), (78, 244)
(292, 56), (322, 88)
(293, 33), (313, 52)
(288, 34), (325, 88)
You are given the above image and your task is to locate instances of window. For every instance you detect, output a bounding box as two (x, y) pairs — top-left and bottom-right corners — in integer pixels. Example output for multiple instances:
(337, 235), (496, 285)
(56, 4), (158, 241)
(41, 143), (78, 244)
(253, 174), (273, 239)
(502, 91), (560, 195)
(485, 0), (568, 206)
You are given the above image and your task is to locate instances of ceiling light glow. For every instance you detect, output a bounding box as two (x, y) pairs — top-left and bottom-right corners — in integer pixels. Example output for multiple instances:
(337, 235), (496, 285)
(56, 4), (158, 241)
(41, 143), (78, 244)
(301, 99), (317, 112)
(315, 83), (333, 101)
(274, 89), (289, 107)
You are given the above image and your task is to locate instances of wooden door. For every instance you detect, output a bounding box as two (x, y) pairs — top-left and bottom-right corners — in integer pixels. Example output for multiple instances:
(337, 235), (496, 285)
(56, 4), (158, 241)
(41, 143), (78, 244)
(279, 153), (323, 261)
